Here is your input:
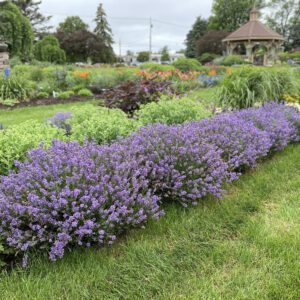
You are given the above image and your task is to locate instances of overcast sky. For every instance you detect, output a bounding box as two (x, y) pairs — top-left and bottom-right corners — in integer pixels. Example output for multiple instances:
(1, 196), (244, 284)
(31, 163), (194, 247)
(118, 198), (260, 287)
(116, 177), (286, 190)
(40, 0), (214, 54)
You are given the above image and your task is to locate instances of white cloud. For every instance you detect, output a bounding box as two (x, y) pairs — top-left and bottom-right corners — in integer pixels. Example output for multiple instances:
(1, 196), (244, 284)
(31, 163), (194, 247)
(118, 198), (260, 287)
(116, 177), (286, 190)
(40, 0), (213, 53)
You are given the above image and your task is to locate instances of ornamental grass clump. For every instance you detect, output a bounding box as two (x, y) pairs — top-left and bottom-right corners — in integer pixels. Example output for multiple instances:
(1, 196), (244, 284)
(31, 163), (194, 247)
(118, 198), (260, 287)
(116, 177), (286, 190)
(0, 141), (163, 264)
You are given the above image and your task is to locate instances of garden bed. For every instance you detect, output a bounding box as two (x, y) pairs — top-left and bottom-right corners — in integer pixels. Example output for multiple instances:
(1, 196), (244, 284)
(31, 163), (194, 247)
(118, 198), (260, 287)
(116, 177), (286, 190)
(0, 95), (103, 110)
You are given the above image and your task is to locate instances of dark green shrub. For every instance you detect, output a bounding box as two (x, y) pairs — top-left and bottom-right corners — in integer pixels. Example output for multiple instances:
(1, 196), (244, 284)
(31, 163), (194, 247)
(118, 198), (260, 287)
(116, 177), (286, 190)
(221, 55), (245, 66)
(198, 53), (218, 64)
(172, 57), (202, 72)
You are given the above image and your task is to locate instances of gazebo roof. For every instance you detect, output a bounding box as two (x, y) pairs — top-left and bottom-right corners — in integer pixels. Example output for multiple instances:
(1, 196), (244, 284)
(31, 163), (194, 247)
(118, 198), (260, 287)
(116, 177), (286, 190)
(223, 8), (284, 42)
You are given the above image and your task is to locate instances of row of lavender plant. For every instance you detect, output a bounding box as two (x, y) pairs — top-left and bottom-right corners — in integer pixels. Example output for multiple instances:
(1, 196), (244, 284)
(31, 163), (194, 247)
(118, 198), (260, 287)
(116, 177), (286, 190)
(0, 102), (299, 267)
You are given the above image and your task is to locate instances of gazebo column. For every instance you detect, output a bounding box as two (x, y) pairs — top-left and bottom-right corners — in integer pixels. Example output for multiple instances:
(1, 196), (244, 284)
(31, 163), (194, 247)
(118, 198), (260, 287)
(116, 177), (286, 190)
(226, 42), (236, 55)
(245, 42), (254, 63)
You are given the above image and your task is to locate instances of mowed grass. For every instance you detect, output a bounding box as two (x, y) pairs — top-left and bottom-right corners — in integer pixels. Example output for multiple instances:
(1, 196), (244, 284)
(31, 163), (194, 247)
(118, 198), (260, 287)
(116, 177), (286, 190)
(0, 100), (99, 127)
(0, 144), (299, 299)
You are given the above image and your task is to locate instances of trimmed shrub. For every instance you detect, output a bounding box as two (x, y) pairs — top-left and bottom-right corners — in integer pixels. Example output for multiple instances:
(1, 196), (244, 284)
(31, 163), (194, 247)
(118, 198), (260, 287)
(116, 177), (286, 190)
(0, 121), (64, 174)
(140, 63), (175, 72)
(136, 97), (210, 125)
(198, 53), (218, 64)
(66, 106), (137, 144)
(221, 55), (245, 66)
(77, 88), (93, 97)
(172, 57), (202, 72)
(57, 91), (74, 99)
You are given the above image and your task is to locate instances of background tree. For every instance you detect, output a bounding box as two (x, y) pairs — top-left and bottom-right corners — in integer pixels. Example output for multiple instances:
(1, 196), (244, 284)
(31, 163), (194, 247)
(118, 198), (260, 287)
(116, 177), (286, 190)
(57, 16), (88, 35)
(0, 1), (34, 61)
(208, 0), (265, 32)
(34, 35), (66, 64)
(94, 3), (115, 63)
(56, 29), (108, 63)
(160, 46), (170, 61)
(12, 0), (52, 34)
(289, 2), (300, 48)
(196, 30), (229, 57)
(137, 51), (150, 62)
(185, 17), (207, 58)
(266, 0), (300, 50)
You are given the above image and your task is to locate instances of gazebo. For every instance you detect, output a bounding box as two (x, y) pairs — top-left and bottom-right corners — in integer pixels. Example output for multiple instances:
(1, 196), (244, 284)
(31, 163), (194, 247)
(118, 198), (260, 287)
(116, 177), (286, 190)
(222, 8), (284, 65)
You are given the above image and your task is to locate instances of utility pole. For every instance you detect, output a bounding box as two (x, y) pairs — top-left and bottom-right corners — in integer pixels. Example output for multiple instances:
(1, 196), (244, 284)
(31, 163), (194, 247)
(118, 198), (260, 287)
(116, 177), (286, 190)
(149, 17), (153, 62)
(119, 38), (122, 62)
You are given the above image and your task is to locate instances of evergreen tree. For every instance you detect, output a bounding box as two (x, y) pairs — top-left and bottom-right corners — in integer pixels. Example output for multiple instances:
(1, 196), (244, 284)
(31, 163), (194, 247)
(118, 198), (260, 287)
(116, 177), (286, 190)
(185, 17), (208, 58)
(93, 3), (115, 63)
(12, 0), (52, 34)
(160, 46), (170, 61)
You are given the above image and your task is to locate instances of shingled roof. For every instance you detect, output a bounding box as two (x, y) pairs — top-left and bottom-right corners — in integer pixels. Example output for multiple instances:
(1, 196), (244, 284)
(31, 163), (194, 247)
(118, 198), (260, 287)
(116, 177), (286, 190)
(223, 8), (284, 42)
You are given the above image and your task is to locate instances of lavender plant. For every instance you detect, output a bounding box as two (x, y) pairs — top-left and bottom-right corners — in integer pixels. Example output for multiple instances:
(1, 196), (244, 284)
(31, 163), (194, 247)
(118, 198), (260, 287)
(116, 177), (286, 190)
(0, 102), (299, 267)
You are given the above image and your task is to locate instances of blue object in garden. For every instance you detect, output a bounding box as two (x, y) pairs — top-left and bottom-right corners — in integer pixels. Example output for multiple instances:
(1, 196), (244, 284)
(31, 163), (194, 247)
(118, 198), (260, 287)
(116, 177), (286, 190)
(4, 68), (10, 78)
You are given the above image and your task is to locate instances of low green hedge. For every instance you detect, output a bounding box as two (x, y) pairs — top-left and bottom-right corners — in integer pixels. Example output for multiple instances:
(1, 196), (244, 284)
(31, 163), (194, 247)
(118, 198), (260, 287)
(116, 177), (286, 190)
(0, 121), (64, 174)
(135, 96), (211, 125)
(68, 106), (138, 144)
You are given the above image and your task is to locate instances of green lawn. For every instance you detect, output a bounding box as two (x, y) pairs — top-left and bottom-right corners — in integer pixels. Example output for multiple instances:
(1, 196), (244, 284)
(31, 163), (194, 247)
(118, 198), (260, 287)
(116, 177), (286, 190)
(0, 144), (299, 300)
(0, 100), (99, 127)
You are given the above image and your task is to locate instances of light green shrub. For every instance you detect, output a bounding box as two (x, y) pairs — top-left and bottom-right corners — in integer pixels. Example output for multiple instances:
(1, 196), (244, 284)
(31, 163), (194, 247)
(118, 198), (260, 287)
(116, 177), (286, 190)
(57, 91), (74, 99)
(0, 121), (64, 174)
(68, 106), (137, 144)
(77, 88), (93, 97)
(136, 96), (210, 125)
(221, 55), (245, 66)
(172, 57), (202, 72)
(140, 63), (175, 72)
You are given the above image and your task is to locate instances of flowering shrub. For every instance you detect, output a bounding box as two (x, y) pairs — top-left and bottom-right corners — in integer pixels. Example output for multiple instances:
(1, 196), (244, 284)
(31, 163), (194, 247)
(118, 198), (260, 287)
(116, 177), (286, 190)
(235, 102), (298, 151)
(0, 141), (163, 264)
(0, 102), (299, 266)
(48, 112), (72, 135)
(119, 124), (231, 205)
(187, 114), (272, 171)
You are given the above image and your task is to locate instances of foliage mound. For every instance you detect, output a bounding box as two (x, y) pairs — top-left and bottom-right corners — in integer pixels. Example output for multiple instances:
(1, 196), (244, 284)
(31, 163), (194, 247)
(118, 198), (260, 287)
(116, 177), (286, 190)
(103, 79), (175, 115)
(0, 121), (64, 175)
(136, 97), (210, 125)
(51, 106), (137, 144)
(172, 57), (202, 72)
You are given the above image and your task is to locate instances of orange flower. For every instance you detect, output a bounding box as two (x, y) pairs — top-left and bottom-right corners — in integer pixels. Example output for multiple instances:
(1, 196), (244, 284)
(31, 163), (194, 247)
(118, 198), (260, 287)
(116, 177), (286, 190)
(74, 71), (90, 79)
(209, 69), (217, 76)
